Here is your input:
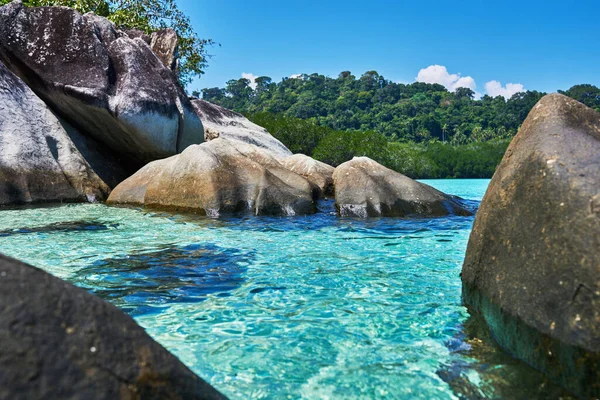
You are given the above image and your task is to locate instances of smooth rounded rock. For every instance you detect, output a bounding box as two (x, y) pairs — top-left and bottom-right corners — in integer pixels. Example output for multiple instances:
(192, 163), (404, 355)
(0, 60), (125, 205)
(462, 93), (600, 397)
(332, 157), (472, 217)
(0, 1), (203, 164)
(108, 138), (316, 216)
(150, 28), (179, 71)
(190, 99), (292, 159)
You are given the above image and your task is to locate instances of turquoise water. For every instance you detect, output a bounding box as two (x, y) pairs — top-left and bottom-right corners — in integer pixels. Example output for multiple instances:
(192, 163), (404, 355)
(0, 179), (568, 399)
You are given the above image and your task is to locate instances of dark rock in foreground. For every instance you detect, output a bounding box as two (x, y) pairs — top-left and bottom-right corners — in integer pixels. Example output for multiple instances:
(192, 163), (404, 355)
(462, 94), (600, 397)
(0, 253), (226, 400)
(107, 138), (316, 216)
(0, 0), (203, 165)
(332, 157), (472, 217)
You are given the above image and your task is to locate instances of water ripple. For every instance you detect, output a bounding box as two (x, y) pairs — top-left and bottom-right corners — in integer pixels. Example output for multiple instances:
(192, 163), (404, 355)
(0, 179), (568, 399)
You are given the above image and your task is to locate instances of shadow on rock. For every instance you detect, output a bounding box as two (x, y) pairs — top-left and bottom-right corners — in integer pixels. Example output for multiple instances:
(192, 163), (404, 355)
(72, 243), (252, 316)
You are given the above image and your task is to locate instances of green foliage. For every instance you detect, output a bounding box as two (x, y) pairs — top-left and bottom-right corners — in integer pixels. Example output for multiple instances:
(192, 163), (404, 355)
(204, 70), (597, 145)
(385, 142), (438, 178)
(247, 112), (510, 179)
(312, 130), (389, 167)
(422, 140), (510, 178)
(1, 0), (215, 87)
(248, 112), (331, 156)
(210, 71), (597, 178)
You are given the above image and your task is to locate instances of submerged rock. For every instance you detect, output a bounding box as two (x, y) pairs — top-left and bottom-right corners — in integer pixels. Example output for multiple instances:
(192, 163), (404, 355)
(281, 154), (335, 198)
(190, 99), (292, 158)
(0, 253), (226, 400)
(0, 60), (125, 205)
(462, 94), (600, 397)
(72, 243), (250, 316)
(332, 157), (471, 217)
(107, 138), (316, 216)
(0, 220), (116, 237)
(0, 1), (203, 165)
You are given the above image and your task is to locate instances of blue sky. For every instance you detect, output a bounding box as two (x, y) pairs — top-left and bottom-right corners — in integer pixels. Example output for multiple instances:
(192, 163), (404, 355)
(179, 0), (599, 97)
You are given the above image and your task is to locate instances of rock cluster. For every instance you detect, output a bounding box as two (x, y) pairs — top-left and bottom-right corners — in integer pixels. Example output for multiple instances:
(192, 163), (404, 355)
(109, 144), (472, 218)
(107, 138), (317, 216)
(0, 1), (203, 165)
(462, 94), (600, 397)
(333, 157), (472, 217)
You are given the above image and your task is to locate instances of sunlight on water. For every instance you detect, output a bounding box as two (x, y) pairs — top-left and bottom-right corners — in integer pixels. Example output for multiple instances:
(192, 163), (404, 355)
(0, 179), (571, 399)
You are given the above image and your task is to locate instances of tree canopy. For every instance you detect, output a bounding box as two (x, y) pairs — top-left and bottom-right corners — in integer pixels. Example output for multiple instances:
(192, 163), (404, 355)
(1, 0), (215, 87)
(246, 111), (511, 179)
(202, 70), (600, 144)
(203, 72), (599, 178)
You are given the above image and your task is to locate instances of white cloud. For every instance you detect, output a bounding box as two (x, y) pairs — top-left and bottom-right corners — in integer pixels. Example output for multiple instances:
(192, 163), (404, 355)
(290, 73), (304, 79)
(484, 80), (525, 98)
(241, 72), (258, 89)
(416, 65), (477, 92)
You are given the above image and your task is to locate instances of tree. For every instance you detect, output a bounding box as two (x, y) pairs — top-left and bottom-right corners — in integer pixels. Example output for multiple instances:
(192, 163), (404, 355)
(200, 87), (225, 102)
(254, 76), (273, 95)
(312, 130), (389, 167)
(455, 87), (475, 100)
(202, 69), (590, 155)
(2, 0), (216, 88)
(441, 123), (448, 142)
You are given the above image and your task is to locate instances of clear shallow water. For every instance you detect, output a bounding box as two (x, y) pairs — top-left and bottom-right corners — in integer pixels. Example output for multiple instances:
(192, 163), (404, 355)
(0, 179), (570, 399)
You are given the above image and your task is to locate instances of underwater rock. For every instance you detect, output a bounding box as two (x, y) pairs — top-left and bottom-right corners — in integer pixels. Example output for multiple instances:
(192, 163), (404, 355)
(0, 60), (125, 205)
(281, 154), (335, 198)
(107, 138), (316, 216)
(190, 99), (292, 159)
(0, 253), (226, 400)
(0, 220), (116, 236)
(0, 0), (203, 165)
(437, 310), (574, 399)
(462, 94), (600, 397)
(332, 157), (472, 217)
(72, 243), (249, 316)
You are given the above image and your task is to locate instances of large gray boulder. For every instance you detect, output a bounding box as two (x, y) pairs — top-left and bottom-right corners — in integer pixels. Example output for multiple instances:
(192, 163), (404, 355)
(332, 157), (471, 217)
(0, 60), (125, 205)
(281, 154), (334, 198)
(0, 253), (226, 400)
(462, 94), (600, 397)
(190, 99), (292, 159)
(0, 1), (203, 165)
(150, 28), (179, 71)
(107, 138), (316, 216)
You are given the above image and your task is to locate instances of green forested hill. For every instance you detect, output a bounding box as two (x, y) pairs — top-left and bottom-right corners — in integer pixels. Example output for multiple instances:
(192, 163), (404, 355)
(198, 71), (600, 178)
